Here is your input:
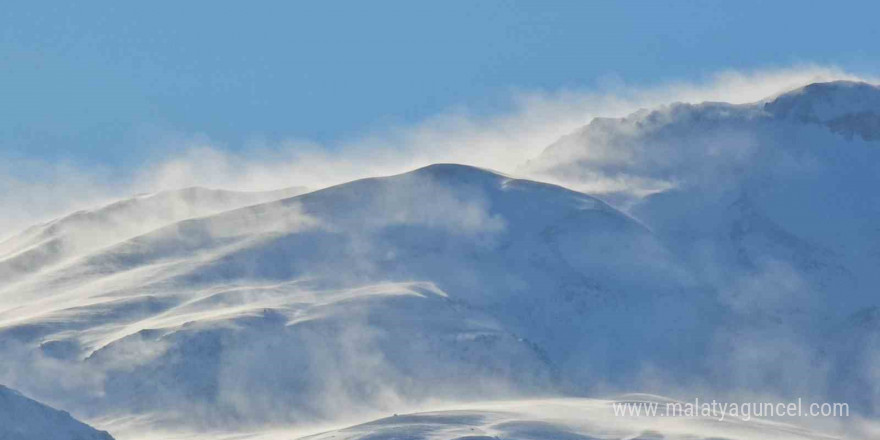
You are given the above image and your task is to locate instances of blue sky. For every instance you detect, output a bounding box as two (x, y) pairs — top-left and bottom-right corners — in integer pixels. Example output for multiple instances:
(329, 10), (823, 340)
(3, 1), (879, 172)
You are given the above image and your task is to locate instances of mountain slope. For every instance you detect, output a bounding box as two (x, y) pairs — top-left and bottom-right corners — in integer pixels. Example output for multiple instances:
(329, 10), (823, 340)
(766, 81), (880, 139)
(0, 164), (710, 428)
(0, 385), (114, 440)
(0, 186), (306, 287)
(525, 81), (880, 316)
(523, 80), (880, 413)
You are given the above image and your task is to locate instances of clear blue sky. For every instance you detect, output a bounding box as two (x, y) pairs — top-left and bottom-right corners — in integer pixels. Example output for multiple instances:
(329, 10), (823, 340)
(3, 1), (879, 172)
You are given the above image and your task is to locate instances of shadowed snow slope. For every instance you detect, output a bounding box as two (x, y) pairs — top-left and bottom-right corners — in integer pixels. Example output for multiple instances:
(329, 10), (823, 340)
(0, 385), (114, 440)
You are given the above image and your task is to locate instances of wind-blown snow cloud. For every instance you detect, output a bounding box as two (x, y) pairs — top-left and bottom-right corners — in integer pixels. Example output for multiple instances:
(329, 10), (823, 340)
(139, 64), (873, 190)
(0, 65), (873, 238)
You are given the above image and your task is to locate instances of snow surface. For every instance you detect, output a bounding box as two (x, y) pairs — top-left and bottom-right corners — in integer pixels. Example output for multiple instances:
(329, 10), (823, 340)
(0, 385), (114, 440)
(91, 397), (854, 440)
(300, 397), (839, 440)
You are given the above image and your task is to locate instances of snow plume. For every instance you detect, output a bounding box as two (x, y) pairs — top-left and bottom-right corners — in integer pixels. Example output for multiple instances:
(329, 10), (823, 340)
(0, 159), (121, 241)
(1, 64), (871, 238)
(139, 65), (870, 193)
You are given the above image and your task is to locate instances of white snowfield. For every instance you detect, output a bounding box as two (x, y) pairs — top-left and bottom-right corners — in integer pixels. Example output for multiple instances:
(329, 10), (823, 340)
(0, 81), (878, 439)
(299, 397), (841, 440)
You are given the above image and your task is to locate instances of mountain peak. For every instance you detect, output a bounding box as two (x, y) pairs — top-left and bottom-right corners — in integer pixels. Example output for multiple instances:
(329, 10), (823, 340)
(409, 163), (508, 180)
(764, 80), (880, 123)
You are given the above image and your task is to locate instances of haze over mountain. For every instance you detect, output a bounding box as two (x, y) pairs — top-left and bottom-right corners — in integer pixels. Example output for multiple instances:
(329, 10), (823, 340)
(0, 81), (877, 439)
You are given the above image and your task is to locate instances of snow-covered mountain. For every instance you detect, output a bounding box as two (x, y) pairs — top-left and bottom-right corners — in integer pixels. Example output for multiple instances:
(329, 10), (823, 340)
(525, 80), (880, 415)
(0, 164), (715, 430)
(0, 81), (877, 439)
(0, 186), (306, 287)
(0, 385), (114, 440)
